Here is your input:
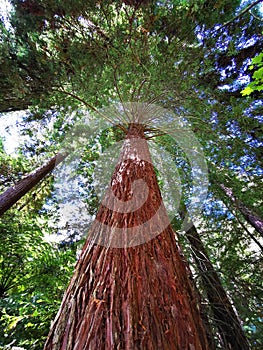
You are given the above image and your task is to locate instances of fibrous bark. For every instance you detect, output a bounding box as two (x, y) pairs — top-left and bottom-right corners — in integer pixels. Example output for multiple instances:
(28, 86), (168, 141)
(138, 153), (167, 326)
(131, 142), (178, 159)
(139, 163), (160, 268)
(0, 153), (66, 216)
(44, 123), (209, 350)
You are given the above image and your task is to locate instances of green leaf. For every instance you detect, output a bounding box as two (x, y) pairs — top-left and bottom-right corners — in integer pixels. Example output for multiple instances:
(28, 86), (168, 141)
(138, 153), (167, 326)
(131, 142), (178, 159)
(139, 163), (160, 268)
(255, 84), (263, 91)
(32, 310), (39, 317)
(252, 52), (263, 65)
(8, 316), (23, 330)
(25, 322), (35, 328)
(253, 67), (263, 80)
(241, 86), (254, 96)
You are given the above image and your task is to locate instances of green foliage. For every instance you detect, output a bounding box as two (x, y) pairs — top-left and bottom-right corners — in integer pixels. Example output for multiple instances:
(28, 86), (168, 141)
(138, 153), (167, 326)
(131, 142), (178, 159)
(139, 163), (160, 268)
(0, 210), (76, 349)
(242, 52), (263, 95)
(0, 137), (32, 191)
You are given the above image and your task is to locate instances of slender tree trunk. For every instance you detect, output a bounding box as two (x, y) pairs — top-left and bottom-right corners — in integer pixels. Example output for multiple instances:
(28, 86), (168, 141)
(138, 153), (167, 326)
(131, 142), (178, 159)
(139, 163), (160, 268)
(44, 123), (209, 350)
(180, 206), (250, 350)
(0, 153), (67, 216)
(222, 199), (263, 253)
(219, 183), (263, 238)
(0, 100), (31, 114)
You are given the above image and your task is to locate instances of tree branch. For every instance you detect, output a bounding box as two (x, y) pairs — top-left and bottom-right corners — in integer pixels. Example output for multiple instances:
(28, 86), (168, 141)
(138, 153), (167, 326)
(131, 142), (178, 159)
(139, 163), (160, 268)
(55, 88), (127, 133)
(216, 0), (263, 31)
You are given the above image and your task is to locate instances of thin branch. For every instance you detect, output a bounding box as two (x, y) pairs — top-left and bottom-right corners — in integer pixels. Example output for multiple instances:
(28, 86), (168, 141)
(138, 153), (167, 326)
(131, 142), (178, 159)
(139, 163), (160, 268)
(146, 133), (167, 140)
(250, 8), (263, 21)
(112, 66), (127, 118)
(216, 0), (263, 31)
(237, 218), (263, 252)
(224, 201), (263, 253)
(54, 88), (97, 111)
(54, 88), (127, 133)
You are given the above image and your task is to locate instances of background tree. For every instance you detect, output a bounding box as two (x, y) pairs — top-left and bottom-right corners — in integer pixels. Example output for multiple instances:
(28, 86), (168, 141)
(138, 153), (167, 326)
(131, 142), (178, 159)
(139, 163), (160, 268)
(0, 137), (76, 349)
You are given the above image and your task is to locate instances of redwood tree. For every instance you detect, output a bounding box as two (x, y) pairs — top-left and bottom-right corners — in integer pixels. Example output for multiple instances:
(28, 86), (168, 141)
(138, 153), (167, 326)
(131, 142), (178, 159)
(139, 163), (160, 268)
(180, 205), (250, 350)
(44, 123), (209, 349)
(218, 183), (263, 238)
(0, 153), (67, 216)
(1, 0), (261, 347)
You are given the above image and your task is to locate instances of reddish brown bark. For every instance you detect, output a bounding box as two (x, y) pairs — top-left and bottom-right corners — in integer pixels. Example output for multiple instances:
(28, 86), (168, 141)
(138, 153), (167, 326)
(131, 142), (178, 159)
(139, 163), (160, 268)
(0, 153), (67, 216)
(44, 124), (209, 350)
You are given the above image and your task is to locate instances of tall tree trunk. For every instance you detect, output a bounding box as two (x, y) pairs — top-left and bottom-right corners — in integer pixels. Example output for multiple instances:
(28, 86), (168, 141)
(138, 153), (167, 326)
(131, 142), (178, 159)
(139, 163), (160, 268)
(219, 183), (263, 238)
(0, 153), (67, 216)
(180, 206), (250, 350)
(44, 123), (209, 350)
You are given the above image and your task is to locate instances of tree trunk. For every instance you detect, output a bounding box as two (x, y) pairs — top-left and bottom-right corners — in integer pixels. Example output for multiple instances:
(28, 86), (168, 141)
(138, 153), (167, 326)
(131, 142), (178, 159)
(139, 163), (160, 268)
(44, 123), (209, 350)
(0, 99), (31, 114)
(180, 206), (250, 350)
(219, 183), (263, 238)
(0, 153), (67, 216)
